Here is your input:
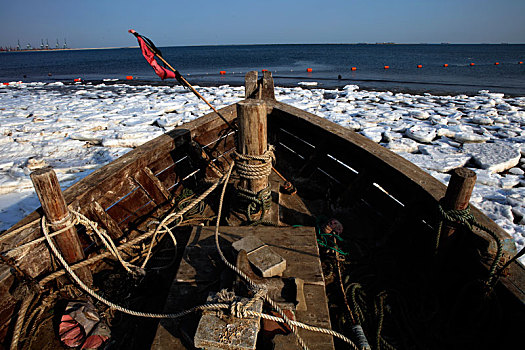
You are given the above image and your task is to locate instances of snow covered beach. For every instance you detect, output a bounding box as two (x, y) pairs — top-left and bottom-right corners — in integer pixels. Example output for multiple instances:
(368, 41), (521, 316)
(1, 81), (524, 263)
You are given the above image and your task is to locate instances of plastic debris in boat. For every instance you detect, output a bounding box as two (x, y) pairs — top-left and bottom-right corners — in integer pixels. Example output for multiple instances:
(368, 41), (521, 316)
(322, 218), (343, 236)
(317, 218), (347, 255)
(59, 300), (110, 349)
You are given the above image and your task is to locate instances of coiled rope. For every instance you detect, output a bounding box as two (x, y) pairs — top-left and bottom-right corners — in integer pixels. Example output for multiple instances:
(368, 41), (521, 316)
(233, 148), (274, 180)
(233, 148), (274, 224)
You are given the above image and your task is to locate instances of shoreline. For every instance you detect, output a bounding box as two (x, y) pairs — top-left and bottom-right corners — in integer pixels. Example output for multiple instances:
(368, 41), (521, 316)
(62, 78), (525, 98)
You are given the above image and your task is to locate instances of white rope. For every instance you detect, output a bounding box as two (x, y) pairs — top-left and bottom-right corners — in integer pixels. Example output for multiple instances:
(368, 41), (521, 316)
(233, 148), (273, 180)
(140, 172), (226, 269)
(73, 210), (137, 274)
(254, 311), (359, 349)
(213, 164), (311, 350)
(33, 166), (356, 349)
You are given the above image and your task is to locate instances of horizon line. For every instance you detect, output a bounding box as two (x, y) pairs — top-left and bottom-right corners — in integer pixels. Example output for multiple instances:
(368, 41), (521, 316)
(3, 42), (525, 51)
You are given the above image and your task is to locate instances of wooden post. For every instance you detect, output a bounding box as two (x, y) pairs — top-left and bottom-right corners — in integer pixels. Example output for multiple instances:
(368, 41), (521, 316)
(245, 71), (259, 99)
(260, 71), (275, 100)
(442, 167), (477, 237)
(30, 167), (93, 286)
(236, 100), (268, 194)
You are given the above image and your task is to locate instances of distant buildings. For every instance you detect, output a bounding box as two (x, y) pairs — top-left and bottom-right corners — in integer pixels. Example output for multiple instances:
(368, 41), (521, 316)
(0, 39), (68, 52)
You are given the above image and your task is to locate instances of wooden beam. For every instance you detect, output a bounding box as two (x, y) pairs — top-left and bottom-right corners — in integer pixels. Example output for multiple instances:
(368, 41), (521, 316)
(236, 100), (269, 194)
(86, 201), (124, 240)
(135, 167), (171, 205)
(261, 71), (275, 100)
(30, 167), (93, 286)
(245, 71), (259, 99)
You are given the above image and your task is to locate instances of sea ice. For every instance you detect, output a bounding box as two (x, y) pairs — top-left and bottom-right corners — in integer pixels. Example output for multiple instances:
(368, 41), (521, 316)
(463, 143), (521, 173)
(0, 82), (524, 260)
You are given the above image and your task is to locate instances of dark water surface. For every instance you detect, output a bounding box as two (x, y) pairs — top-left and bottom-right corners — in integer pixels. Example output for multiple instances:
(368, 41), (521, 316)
(1, 44), (524, 95)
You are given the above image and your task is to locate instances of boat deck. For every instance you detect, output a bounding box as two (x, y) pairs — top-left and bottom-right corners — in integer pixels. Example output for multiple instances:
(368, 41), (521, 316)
(151, 225), (334, 349)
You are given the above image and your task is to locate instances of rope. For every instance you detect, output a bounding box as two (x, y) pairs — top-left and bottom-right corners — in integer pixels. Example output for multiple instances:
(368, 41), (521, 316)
(38, 177), (223, 286)
(2, 220), (77, 256)
(10, 293), (35, 350)
(73, 209), (139, 274)
(8, 165), (356, 349)
(347, 283), (397, 350)
(232, 147), (274, 224)
(212, 164), (310, 350)
(334, 239), (356, 325)
(436, 202), (504, 289)
(253, 312), (358, 349)
(140, 179), (221, 269)
(236, 185), (273, 223)
(39, 207), (356, 348)
(233, 148), (273, 180)
(0, 219), (42, 246)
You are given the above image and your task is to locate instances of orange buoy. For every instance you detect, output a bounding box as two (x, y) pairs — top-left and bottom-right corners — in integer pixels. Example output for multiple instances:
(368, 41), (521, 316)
(126, 75), (133, 80)
(519, 61), (523, 64)
(306, 68), (313, 72)
(443, 64), (449, 67)
(384, 66), (390, 69)
(219, 71), (226, 75)
(74, 78), (81, 82)
(351, 67), (357, 71)
(417, 65), (423, 68)
(494, 62), (499, 65)
(469, 63), (475, 66)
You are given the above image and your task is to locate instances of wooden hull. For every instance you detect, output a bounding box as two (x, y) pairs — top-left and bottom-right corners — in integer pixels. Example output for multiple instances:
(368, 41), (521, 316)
(1, 74), (523, 349)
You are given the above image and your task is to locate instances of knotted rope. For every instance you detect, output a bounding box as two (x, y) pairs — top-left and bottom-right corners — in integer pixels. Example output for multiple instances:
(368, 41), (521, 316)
(436, 202), (503, 288)
(233, 147), (274, 224)
(233, 148), (274, 180)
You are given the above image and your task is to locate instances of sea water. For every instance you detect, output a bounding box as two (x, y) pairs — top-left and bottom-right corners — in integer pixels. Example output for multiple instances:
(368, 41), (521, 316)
(1, 44), (524, 95)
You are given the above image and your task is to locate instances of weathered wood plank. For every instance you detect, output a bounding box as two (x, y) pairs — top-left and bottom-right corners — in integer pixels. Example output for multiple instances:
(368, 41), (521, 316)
(85, 201), (124, 240)
(153, 225), (333, 349)
(237, 100), (269, 194)
(106, 187), (152, 227)
(245, 71), (259, 99)
(260, 71), (275, 100)
(96, 176), (138, 212)
(441, 168), (477, 238)
(135, 167), (171, 205)
(147, 154), (176, 178)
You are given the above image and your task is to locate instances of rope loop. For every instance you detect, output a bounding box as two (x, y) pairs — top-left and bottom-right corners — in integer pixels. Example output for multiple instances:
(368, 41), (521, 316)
(230, 301), (249, 319)
(437, 202), (475, 231)
(435, 200), (504, 290)
(235, 184), (272, 223)
(233, 146), (274, 180)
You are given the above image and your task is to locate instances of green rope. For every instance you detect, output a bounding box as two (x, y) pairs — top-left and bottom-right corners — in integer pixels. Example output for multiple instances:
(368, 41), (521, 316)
(172, 188), (205, 225)
(436, 202), (504, 289)
(315, 219), (348, 255)
(347, 283), (397, 350)
(235, 184), (273, 225)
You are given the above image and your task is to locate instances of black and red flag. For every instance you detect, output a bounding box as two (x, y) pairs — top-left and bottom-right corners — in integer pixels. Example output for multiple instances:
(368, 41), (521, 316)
(128, 29), (236, 130)
(129, 29), (179, 81)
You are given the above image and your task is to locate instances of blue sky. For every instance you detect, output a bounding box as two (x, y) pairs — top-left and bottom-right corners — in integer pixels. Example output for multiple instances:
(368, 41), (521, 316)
(1, 0), (524, 48)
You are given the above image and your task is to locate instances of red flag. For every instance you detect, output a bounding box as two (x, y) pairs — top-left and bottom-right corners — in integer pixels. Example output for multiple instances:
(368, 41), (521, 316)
(129, 29), (175, 80)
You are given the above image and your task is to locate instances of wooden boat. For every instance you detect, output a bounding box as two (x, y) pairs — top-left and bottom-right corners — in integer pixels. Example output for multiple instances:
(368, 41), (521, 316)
(0, 71), (523, 350)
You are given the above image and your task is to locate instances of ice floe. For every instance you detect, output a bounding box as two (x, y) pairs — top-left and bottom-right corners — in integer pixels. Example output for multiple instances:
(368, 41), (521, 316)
(0, 82), (524, 263)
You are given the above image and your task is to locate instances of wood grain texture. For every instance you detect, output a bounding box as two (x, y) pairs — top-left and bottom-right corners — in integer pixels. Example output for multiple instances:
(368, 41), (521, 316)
(237, 100), (268, 194)
(30, 167), (92, 285)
